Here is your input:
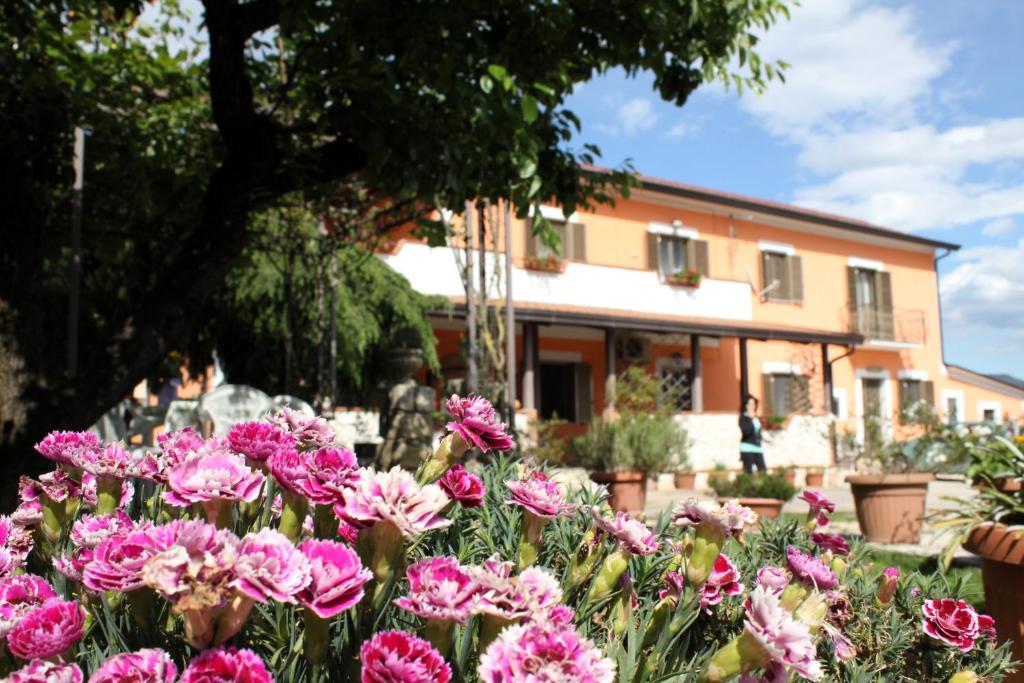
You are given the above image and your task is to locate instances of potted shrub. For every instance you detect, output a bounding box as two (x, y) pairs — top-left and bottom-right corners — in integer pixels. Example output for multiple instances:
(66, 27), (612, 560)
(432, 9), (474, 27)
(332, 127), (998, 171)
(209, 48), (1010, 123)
(934, 435), (1024, 676)
(708, 471), (797, 521)
(805, 466), (825, 487)
(773, 465), (796, 485)
(665, 268), (702, 287)
(523, 253), (567, 273)
(762, 414), (786, 432)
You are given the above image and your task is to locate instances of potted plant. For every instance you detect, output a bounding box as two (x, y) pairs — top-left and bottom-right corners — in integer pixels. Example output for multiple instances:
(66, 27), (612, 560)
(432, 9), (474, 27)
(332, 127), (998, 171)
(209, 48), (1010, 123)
(773, 465), (796, 485)
(934, 435), (1024, 676)
(665, 267), (702, 287)
(523, 253), (567, 273)
(762, 414), (786, 431)
(805, 466), (825, 487)
(708, 471), (797, 521)
(671, 429), (694, 489)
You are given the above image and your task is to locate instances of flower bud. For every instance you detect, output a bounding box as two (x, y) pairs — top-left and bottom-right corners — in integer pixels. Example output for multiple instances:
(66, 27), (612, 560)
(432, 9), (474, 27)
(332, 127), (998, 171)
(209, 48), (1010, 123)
(948, 672), (981, 683)
(687, 523), (726, 585)
(876, 566), (899, 606)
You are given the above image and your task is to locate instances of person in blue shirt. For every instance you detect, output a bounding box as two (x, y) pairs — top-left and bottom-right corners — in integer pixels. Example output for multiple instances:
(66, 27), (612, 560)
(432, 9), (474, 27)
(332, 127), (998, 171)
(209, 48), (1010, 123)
(739, 395), (766, 474)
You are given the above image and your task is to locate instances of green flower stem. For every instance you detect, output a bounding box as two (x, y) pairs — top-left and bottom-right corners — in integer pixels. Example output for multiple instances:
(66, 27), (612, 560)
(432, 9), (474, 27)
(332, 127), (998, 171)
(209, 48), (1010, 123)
(779, 583), (809, 612)
(201, 500), (234, 530)
(517, 513), (549, 570)
(687, 523), (726, 585)
(95, 476), (121, 515)
(697, 629), (770, 683)
(358, 522), (406, 611)
(303, 610), (331, 667)
(479, 615), (514, 651)
(40, 497), (65, 545)
(417, 433), (470, 485)
(586, 548), (629, 603)
(564, 530), (599, 593)
(314, 504), (336, 539)
(278, 491), (308, 541)
(610, 583), (632, 638)
(423, 619), (454, 656)
(641, 598), (673, 649)
(127, 588), (156, 635)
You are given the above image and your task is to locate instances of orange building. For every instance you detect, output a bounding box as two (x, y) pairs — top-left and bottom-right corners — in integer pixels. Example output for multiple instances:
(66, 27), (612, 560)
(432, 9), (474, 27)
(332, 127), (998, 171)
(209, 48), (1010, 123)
(380, 173), (1024, 473)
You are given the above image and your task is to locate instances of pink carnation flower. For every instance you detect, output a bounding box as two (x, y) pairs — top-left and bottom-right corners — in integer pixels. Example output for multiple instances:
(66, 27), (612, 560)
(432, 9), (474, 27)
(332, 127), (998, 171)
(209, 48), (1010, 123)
(786, 546), (838, 590)
(80, 473), (135, 509)
(163, 446), (264, 507)
(360, 630), (452, 683)
(659, 571), (686, 602)
(140, 429), (205, 483)
(77, 444), (137, 479)
(438, 465), (486, 508)
(82, 524), (176, 593)
(298, 447), (361, 506)
(0, 575), (57, 637)
(755, 567), (791, 593)
(180, 647), (273, 683)
(810, 532), (849, 556)
(71, 511), (134, 550)
(35, 470), (81, 503)
(5, 660), (83, 683)
(267, 448), (311, 495)
(505, 471), (575, 520)
(471, 557), (563, 621)
(700, 553), (744, 612)
(672, 498), (757, 537)
(922, 598), (985, 652)
(395, 557), (481, 624)
(0, 516), (34, 562)
(6, 599), (86, 660)
(445, 394), (514, 453)
(269, 408), (335, 449)
(799, 491), (835, 527)
(744, 585), (822, 681)
(140, 520), (239, 605)
(227, 421), (295, 463)
(337, 467), (452, 539)
(234, 529), (311, 603)
(13, 479), (44, 527)
(590, 507), (659, 555)
(90, 648), (178, 683)
(477, 620), (615, 683)
(296, 539), (372, 619)
(54, 550), (91, 583)
(34, 431), (100, 466)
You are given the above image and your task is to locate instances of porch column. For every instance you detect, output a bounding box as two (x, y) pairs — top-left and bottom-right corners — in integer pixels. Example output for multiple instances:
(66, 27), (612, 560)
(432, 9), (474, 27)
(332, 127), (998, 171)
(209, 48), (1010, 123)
(522, 322), (539, 412)
(739, 337), (749, 408)
(604, 328), (616, 412)
(821, 343), (833, 415)
(690, 334), (703, 412)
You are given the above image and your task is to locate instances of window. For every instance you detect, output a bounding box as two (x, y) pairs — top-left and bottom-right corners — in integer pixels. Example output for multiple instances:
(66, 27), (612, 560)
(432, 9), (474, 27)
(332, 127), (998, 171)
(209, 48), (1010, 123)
(946, 397), (959, 423)
(658, 236), (688, 278)
(983, 408), (996, 421)
(978, 401), (1002, 422)
(648, 233), (710, 280)
(897, 379), (933, 412)
(657, 356), (692, 411)
(761, 372), (810, 416)
(846, 266), (894, 339)
(529, 218), (586, 261)
(760, 250), (804, 302)
(539, 362), (592, 422)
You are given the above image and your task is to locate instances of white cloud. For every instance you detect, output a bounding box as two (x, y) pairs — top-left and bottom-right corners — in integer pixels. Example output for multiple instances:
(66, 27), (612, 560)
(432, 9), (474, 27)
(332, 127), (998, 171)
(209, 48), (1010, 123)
(941, 240), (1024, 344)
(618, 98), (659, 136)
(981, 216), (1016, 236)
(666, 121), (698, 139)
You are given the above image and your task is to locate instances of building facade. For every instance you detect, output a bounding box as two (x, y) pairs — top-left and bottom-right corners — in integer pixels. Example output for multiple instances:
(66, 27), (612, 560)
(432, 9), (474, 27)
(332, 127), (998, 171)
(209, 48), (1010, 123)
(380, 173), (1024, 473)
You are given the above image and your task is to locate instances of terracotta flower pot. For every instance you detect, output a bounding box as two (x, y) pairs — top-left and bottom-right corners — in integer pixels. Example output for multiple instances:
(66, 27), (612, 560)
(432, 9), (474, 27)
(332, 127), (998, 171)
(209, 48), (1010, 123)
(805, 472), (825, 487)
(847, 473), (933, 544)
(963, 523), (1024, 680)
(674, 471), (697, 489)
(589, 471), (646, 513)
(783, 470), (796, 485)
(718, 497), (785, 522)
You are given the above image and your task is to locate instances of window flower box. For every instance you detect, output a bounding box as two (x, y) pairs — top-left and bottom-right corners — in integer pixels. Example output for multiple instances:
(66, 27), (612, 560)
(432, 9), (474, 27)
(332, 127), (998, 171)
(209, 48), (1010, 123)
(524, 254), (567, 273)
(665, 268), (702, 287)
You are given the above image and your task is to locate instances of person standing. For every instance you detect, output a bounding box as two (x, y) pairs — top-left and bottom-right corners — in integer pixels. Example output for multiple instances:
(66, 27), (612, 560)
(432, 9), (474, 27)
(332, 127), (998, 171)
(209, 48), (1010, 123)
(739, 395), (766, 474)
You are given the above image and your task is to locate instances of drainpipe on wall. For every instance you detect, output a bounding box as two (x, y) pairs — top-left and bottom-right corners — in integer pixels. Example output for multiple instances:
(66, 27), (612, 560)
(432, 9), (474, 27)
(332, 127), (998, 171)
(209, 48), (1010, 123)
(933, 247), (955, 369)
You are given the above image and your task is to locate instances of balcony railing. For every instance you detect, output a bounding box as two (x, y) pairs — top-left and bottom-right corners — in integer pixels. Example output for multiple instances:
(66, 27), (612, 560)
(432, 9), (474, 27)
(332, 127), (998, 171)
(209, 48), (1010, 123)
(844, 305), (926, 344)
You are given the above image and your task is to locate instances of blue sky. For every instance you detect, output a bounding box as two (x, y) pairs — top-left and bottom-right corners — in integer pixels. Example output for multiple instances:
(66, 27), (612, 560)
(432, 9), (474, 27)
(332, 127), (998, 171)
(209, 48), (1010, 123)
(563, 0), (1024, 378)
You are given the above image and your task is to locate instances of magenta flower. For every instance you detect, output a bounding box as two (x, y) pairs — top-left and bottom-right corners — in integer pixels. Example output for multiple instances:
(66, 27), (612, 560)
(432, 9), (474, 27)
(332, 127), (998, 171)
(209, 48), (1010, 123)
(672, 498), (757, 537)
(140, 520), (239, 605)
(269, 408), (335, 450)
(743, 585), (822, 681)
(978, 613), (997, 640)
(700, 553), (744, 612)
(34, 430), (100, 466)
(35, 470), (81, 503)
(505, 471), (575, 520)
(0, 575), (57, 637)
(71, 511), (134, 550)
(5, 660), (83, 683)
(82, 524), (177, 593)
(6, 599), (85, 660)
(876, 566), (899, 605)
(90, 648), (178, 683)
(337, 467), (452, 539)
(659, 571), (686, 602)
(799, 491), (835, 527)
(267, 448), (311, 495)
(395, 557), (481, 624)
(477, 620), (615, 683)
(298, 447), (360, 506)
(590, 507), (659, 555)
(163, 446), (264, 507)
(785, 546), (838, 590)
(80, 473), (135, 509)
(360, 630), (452, 683)
(810, 532), (849, 556)
(0, 517), (34, 563)
(140, 429), (205, 483)
(227, 421), (296, 463)
(445, 394), (514, 453)
(234, 529), (311, 603)
(438, 465), (485, 508)
(180, 647), (273, 683)
(54, 550), (90, 583)
(471, 557), (563, 622)
(77, 443), (137, 479)
(296, 539), (372, 619)
(755, 567), (790, 593)
(922, 598), (985, 652)
(548, 604), (575, 624)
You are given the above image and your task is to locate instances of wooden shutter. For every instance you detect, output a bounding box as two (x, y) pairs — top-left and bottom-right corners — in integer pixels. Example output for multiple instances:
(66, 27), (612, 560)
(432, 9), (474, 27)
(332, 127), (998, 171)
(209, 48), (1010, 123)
(647, 233), (659, 271)
(923, 380), (935, 407)
(791, 375), (811, 413)
(875, 271), (894, 339)
(846, 267), (858, 331)
(689, 239), (710, 276)
(574, 363), (593, 423)
(571, 223), (587, 261)
(525, 220), (537, 258)
(760, 252), (772, 293)
(761, 374), (773, 416)
(897, 380), (908, 411)
(788, 255), (804, 302)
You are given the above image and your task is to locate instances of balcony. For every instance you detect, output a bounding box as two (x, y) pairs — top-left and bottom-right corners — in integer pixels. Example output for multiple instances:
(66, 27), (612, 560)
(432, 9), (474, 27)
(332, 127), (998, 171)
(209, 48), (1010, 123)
(844, 305), (926, 348)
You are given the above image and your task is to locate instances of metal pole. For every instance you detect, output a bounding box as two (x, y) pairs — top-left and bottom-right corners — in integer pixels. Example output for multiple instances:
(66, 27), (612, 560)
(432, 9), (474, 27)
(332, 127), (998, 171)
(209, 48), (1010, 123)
(504, 201), (516, 421)
(691, 334), (703, 412)
(821, 343), (833, 415)
(739, 337), (749, 408)
(67, 126), (85, 378)
(522, 322), (537, 412)
(604, 328), (616, 413)
(464, 202), (478, 393)
(329, 257), (338, 408)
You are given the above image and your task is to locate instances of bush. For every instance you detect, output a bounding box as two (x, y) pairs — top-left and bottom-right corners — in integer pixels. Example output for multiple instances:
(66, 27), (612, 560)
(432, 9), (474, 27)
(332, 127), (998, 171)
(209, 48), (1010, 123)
(708, 471), (797, 501)
(572, 413), (686, 474)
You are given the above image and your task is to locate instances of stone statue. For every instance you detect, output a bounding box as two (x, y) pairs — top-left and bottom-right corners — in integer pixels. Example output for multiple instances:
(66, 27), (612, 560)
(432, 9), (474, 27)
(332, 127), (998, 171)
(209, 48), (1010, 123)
(377, 348), (436, 470)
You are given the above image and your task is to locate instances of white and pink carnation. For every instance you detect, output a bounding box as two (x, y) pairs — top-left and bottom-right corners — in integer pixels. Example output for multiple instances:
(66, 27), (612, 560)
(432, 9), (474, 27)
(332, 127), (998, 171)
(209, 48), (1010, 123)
(672, 498), (756, 537)
(233, 528), (311, 603)
(505, 471), (575, 520)
(90, 647), (178, 683)
(337, 467), (452, 539)
(269, 408), (335, 449)
(82, 524), (177, 593)
(298, 447), (361, 506)
(360, 630), (452, 683)
(0, 575), (57, 638)
(227, 421), (296, 463)
(163, 445), (264, 507)
(70, 511), (134, 550)
(34, 430), (100, 467)
(394, 556), (481, 624)
(922, 598), (990, 652)
(267, 448), (311, 495)
(296, 539), (372, 619)
(445, 394), (514, 453)
(4, 659), (83, 683)
(699, 553), (744, 612)
(477, 619), (615, 683)
(743, 585), (822, 681)
(590, 507), (659, 555)
(140, 520), (239, 604)
(472, 557), (563, 622)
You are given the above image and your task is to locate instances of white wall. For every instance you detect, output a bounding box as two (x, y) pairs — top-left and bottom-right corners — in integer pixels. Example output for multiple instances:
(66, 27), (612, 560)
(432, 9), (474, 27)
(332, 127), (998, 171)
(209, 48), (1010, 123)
(672, 413), (833, 472)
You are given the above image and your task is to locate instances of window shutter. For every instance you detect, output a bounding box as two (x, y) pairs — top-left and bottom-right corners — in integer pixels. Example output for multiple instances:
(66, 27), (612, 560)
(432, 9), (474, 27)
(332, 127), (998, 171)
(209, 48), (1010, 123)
(571, 223), (587, 261)
(846, 267), (858, 331)
(647, 233), (659, 271)
(923, 380), (935, 408)
(788, 255), (804, 302)
(525, 220), (537, 258)
(791, 375), (811, 413)
(760, 252), (772, 293)
(897, 380), (907, 411)
(574, 363), (593, 423)
(691, 239), (710, 276)
(875, 271), (894, 339)
(761, 374), (773, 416)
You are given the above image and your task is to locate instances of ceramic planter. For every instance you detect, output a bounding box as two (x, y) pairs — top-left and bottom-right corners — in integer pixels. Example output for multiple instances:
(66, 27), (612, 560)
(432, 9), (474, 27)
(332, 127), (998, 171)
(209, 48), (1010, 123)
(718, 497), (785, 522)
(963, 523), (1024, 680)
(523, 258), (568, 274)
(847, 473), (933, 543)
(805, 471), (825, 487)
(590, 471), (646, 512)
(674, 471), (697, 489)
